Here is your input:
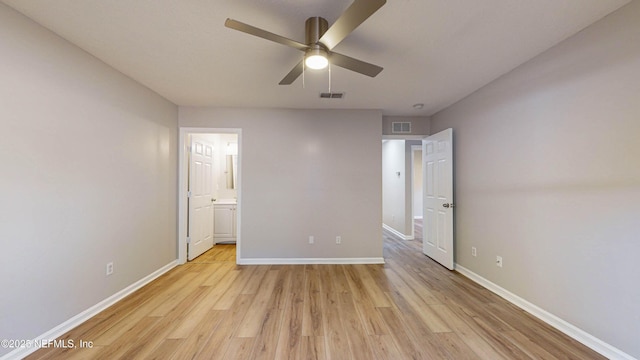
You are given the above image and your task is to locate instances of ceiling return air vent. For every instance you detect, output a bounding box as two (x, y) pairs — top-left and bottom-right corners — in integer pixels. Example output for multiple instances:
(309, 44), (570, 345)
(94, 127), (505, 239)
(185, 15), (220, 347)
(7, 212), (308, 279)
(392, 121), (411, 133)
(320, 92), (345, 99)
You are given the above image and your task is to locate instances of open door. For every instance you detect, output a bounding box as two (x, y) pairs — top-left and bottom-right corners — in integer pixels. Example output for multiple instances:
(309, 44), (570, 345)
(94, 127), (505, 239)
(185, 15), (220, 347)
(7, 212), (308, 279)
(188, 135), (215, 260)
(422, 128), (454, 270)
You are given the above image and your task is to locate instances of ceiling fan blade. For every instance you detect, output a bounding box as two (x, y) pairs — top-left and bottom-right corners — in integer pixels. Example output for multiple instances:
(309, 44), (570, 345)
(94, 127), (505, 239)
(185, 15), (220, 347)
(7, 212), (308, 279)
(319, 0), (386, 50)
(225, 19), (309, 51)
(329, 52), (383, 77)
(279, 60), (304, 85)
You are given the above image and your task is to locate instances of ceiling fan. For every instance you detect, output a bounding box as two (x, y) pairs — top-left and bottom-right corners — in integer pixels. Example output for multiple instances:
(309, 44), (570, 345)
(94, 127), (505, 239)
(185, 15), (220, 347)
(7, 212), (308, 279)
(225, 0), (386, 85)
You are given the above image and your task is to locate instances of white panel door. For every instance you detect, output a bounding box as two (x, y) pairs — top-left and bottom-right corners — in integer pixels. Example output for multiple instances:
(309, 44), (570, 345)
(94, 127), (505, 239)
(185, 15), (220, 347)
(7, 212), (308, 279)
(188, 135), (215, 261)
(422, 128), (454, 270)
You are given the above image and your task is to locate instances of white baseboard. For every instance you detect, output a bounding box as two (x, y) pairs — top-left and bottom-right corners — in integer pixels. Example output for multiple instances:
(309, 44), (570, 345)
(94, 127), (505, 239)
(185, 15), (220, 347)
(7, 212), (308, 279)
(238, 257), (385, 265)
(382, 224), (414, 240)
(1, 260), (178, 360)
(454, 264), (636, 360)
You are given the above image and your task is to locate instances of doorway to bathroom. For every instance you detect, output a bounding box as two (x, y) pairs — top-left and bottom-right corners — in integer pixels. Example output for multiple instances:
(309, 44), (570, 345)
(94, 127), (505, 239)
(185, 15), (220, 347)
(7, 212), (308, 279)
(178, 128), (241, 264)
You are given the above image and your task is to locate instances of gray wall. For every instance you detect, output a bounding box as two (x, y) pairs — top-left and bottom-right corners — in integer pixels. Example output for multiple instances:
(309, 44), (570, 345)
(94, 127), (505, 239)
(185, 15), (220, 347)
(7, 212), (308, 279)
(382, 140), (407, 235)
(179, 108), (383, 260)
(0, 4), (178, 355)
(404, 140), (422, 233)
(431, 2), (640, 357)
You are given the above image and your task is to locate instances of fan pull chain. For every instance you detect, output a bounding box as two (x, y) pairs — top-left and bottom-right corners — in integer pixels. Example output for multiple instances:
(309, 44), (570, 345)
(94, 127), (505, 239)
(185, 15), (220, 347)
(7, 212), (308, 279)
(302, 57), (305, 89)
(328, 62), (332, 93)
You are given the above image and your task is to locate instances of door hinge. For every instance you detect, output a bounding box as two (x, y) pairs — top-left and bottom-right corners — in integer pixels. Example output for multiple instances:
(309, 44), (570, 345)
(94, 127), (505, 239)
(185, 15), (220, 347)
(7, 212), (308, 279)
(187, 191), (192, 198)
(186, 237), (191, 244)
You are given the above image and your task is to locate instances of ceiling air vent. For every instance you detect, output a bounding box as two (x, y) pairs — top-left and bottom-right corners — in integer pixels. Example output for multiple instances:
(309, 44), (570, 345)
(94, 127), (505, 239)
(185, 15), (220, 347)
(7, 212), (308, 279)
(320, 92), (345, 99)
(392, 122), (411, 134)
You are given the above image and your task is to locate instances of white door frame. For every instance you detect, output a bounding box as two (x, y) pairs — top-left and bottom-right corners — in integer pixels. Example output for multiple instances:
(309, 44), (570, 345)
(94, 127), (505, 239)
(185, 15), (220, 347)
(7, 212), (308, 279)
(178, 127), (242, 264)
(410, 144), (423, 236)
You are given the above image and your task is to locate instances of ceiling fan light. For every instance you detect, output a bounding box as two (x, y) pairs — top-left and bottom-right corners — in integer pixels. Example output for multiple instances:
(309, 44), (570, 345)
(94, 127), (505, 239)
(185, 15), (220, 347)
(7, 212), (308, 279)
(305, 49), (328, 70)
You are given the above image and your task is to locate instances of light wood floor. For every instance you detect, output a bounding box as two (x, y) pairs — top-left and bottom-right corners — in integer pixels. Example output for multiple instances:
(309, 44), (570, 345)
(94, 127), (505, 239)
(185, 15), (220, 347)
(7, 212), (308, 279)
(26, 231), (604, 359)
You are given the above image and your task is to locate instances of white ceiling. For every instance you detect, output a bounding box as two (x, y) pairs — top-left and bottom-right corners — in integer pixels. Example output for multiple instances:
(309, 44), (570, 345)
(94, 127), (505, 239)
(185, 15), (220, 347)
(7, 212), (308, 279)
(2, 0), (629, 116)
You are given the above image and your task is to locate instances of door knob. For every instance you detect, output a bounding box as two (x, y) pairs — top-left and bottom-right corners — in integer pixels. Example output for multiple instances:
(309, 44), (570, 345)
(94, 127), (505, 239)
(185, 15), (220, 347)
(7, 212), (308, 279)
(443, 203), (454, 208)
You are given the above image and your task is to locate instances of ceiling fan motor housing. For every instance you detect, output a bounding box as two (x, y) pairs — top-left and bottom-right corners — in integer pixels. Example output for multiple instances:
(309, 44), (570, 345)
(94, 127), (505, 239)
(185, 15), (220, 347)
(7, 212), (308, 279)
(305, 17), (329, 45)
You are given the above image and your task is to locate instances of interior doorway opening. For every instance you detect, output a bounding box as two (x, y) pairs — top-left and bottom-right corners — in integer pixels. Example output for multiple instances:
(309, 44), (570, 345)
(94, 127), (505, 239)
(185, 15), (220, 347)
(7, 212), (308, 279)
(178, 128), (242, 264)
(381, 136), (424, 241)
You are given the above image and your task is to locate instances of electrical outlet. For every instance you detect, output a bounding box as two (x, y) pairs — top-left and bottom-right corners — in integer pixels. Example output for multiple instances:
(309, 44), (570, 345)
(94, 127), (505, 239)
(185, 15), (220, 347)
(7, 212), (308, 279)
(308, 236), (314, 244)
(471, 247), (477, 257)
(106, 262), (114, 276)
(496, 256), (503, 268)
(336, 236), (341, 244)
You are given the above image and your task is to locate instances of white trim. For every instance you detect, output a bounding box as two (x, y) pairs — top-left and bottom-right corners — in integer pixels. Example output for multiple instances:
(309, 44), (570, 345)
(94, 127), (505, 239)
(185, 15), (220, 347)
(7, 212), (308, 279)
(410, 144), (423, 237)
(238, 258), (385, 265)
(1, 261), (178, 360)
(178, 127), (242, 265)
(383, 223), (414, 240)
(454, 264), (636, 360)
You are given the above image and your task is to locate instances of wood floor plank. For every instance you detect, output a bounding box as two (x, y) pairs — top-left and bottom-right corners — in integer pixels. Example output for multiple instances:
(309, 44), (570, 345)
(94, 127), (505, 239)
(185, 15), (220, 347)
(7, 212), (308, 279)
(302, 266), (324, 337)
(170, 309), (225, 360)
(148, 269), (208, 316)
(274, 292), (305, 360)
(354, 264), (391, 308)
(91, 271), (201, 346)
(290, 264), (307, 290)
(301, 336), (326, 360)
(241, 265), (270, 294)
(306, 265), (322, 293)
(93, 316), (162, 360)
(427, 303), (510, 360)
(342, 265), (388, 336)
(200, 261), (234, 286)
(330, 265), (351, 293)
(481, 302), (605, 359)
(236, 269), (280, 337)
(377, 306), (426, 360)
(435, 332), (481, 360)
(501, 330), (561, 360)
(165, 285), (221, 339)
(383, 267), (452, 333)
(321, 291), (351, 360)
(194, 293), (255, 360)
(168, 269), (239, 339)
(222, 337), (256, 360)
(268, 265), (293, 310)
(212, 266), (257, 310)
(380, 295), (453, 359)
(249, 307), (284, 360)
(385, 257), (441, 305)
(368, 334), (404, 360)
(318, 265), (336, 294)
(146, 338), (184, 360)
(363, 263), (394, 294)
(338, 292), (377, 360)
(117, 286), (212, 359)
